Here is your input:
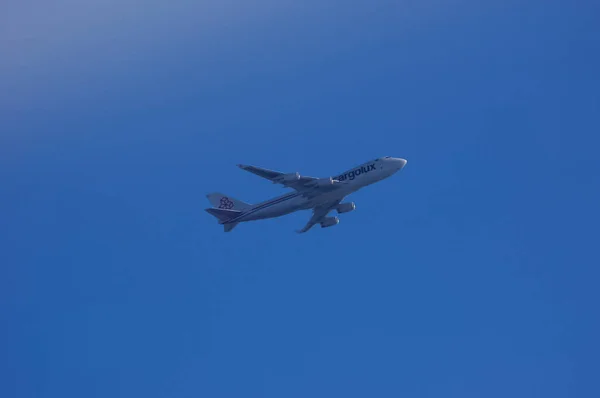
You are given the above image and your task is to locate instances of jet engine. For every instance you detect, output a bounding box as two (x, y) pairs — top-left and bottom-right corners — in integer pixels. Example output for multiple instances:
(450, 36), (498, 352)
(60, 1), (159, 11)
(307, 177), (335, 188)
(275, 172), (301, 183)
(320, 216), (339, 228)
(336, 202), (356, 214)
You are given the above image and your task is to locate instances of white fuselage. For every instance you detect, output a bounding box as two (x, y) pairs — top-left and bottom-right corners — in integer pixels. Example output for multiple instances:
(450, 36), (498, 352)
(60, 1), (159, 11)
(224, 157), (406, 225)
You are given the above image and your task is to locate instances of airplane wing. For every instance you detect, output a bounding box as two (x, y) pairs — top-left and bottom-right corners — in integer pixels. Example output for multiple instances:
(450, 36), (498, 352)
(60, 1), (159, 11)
(237, 164), (345, 193)
(296, 199), (343, 234)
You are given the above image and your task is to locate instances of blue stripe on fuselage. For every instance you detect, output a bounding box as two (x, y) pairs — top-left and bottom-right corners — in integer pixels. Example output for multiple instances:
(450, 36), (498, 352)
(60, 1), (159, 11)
(224, 192), (302, 224)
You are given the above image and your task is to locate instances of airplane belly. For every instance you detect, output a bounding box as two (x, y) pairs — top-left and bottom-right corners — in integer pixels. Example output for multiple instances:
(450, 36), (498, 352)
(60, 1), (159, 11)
(309, 191), (348, 207)
(253, 206), (285, 219)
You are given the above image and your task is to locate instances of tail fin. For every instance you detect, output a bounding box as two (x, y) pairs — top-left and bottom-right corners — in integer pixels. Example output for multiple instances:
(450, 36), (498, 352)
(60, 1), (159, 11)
(206, 193), (251, 210)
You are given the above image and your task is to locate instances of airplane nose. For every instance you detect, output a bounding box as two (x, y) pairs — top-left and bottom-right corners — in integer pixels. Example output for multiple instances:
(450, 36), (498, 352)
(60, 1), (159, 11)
(390, 158), (407, 170)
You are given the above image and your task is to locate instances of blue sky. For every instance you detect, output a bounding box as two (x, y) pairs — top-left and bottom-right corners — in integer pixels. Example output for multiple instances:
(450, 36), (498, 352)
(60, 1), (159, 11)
(1, 1), (599, 397)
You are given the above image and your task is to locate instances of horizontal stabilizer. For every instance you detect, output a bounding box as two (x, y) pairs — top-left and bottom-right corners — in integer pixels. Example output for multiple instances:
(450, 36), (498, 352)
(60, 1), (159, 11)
(205, 208), (242, 223)
(224, 222), (239, 232)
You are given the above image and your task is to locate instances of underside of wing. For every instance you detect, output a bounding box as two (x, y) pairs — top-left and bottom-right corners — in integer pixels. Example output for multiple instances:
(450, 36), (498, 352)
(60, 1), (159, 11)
(237, 164), (347, 193)
(296, 199), (343, 233)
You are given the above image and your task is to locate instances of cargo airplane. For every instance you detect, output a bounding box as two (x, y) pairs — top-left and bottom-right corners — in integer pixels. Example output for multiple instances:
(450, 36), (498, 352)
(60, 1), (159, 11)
(205, 156), (407, 233)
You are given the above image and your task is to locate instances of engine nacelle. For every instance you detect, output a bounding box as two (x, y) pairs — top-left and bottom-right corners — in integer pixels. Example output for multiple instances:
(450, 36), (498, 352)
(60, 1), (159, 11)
(308, 177), (335, 188)
(320, 216), (339, 228)
(275, 172), (301, 183)
(336, 202), (356, 214)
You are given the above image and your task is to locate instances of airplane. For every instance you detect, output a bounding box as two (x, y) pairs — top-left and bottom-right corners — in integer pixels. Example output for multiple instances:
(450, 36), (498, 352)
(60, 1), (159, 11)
(205, 156), (407, 233)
